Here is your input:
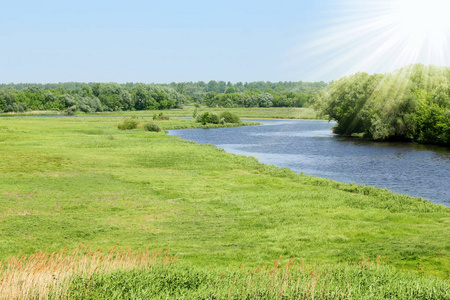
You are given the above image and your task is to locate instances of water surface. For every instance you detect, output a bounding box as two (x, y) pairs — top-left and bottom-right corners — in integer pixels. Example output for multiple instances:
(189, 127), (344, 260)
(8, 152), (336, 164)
(169, 119), (450, 206)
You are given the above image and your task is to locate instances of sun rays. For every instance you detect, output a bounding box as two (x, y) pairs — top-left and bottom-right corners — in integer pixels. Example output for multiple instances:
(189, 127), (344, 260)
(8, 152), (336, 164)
(289, 0), (450, 80)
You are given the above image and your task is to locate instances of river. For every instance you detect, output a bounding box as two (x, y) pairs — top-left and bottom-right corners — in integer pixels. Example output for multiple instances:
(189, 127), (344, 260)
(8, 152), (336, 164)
(168, 119), (450, 206)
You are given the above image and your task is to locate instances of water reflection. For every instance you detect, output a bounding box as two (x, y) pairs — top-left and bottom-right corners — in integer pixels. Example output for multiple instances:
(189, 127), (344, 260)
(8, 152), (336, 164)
(169, 119), (449, 206)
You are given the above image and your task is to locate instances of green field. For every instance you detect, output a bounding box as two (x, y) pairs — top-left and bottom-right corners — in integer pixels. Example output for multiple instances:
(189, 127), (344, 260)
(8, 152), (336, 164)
(0, 113), (448, 298)
(0, 106), (319, 120)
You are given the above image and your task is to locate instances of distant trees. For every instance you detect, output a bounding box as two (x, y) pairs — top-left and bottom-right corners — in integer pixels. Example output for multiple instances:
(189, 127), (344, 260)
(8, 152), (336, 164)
(198, 88), (316, 109)
(0, 82), (188, 113)
(161, 80), (326, 108)
(0, 80), (327, 113)
(316, 64), (450, 146)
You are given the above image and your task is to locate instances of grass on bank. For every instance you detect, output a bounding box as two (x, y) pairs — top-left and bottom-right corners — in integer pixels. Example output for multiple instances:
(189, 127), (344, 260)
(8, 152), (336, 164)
(0, 246), (448, 299)
(0, 107), (319, 120)
(0, 115), (448, 295)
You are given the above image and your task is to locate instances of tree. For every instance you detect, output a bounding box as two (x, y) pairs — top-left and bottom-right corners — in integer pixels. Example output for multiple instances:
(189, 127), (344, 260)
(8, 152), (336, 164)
(203, 92), (219, 107)
(207, 80), (218, 92)
(257, 92), (273, 107)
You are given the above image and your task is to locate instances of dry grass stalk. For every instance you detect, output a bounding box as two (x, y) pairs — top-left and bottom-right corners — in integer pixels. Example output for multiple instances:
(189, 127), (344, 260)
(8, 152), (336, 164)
(0, 245), (176, 300)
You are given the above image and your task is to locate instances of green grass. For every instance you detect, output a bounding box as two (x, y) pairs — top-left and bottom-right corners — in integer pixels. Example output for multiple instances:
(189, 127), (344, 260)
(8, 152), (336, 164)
(2, 246), (448, 299)
(0, 115), (448, 286)
(80, 107), (319, 119)
(195, 107), (320, 119)
(1, 107), (319, 120)
(66, 260), (450, 299)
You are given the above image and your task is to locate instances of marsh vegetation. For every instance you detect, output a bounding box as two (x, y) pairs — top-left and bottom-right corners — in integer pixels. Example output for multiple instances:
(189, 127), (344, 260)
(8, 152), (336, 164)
(0, 115), (448, 298)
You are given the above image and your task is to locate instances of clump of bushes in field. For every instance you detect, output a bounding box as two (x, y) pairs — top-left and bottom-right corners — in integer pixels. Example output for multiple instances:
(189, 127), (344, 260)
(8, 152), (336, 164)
(117, 117), (139, 130)
(197, 112), (220, 124)
(118, 117), (163, 133)
(144, 122), (161, 132)
(153, 112), (169, 120)
(64, 107), (76, 116)
(219, 111), (240, 123)
(196, 111), (240, 125)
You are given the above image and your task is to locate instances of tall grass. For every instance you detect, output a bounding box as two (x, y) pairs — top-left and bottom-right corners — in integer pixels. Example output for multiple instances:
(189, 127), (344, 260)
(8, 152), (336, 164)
(67, 255), (449, 299)
(2, 247), (447, 299)
(0, 246), (176, 299)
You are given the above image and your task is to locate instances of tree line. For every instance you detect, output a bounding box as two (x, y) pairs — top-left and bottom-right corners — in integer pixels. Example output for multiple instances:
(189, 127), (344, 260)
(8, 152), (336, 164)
(0, 83), (187, 113)
(0, 81), (327, 113)
(315, 64), (450, 146)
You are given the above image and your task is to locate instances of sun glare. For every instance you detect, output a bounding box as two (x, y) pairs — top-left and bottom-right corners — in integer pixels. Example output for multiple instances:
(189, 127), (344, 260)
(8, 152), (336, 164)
(289, 0), (450, 80)
(394, 0), (450, 45)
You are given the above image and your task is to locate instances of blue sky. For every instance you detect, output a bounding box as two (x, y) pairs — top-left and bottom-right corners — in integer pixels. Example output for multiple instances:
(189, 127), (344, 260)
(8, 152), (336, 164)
(2, 0), (448, 83)
(1, 0), (339, 83)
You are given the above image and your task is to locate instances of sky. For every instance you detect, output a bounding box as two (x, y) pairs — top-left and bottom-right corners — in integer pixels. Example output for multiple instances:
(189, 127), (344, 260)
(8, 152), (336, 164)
(1, 0), (449, 84)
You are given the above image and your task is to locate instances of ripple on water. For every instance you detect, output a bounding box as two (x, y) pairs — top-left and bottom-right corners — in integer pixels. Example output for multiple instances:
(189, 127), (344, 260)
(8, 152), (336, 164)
(169, 120), (450, 206)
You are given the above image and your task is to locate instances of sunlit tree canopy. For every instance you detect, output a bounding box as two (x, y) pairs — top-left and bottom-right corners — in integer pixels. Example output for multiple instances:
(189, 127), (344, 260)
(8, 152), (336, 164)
(316, 64), (450, 146)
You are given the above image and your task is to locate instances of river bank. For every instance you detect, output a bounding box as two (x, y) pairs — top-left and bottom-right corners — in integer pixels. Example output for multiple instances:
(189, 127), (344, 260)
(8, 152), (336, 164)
(0, 116), (448, 278)
(169, 119), (450, 206)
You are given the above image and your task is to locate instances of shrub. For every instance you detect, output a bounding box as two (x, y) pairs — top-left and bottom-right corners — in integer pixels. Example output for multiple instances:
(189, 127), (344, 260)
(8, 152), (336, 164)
(118, 118), (139, 130)
(208, 113), (220, 124)
(144, 122), (161, 132)
(196, 112), (209, 125)
(153, 113), (169, 120)
(79, 104), (92, 113)
(219, 111), (240, 123)
(196, 112), (220, 125)
(64, 110), (76, 116)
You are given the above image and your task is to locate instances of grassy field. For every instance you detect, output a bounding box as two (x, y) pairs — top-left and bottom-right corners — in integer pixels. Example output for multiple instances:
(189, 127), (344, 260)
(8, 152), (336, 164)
(0, 106), (319, 120)
(0, 114), (449, 298)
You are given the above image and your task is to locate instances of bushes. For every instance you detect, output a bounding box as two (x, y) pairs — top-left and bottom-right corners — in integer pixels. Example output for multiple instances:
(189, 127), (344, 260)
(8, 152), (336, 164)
(197, 111), (240, 125)
(219, 111), (240, 123)
(118, 118), (162, 133)
(153, 112), (169, 120)
(144, 122), (161, 132)
(196, 112), (219, 125)
(117, 118), (139, 130)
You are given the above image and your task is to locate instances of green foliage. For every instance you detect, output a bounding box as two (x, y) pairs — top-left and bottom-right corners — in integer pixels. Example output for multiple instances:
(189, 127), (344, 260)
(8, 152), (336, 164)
(117, 118), (139, 130)
(143, 122), (161, 132)
(153, 112), (169, 120)
(67, 262), (449, 299)
(196, 112), (220, 125)
(0, 82), (189, 113)
(203, 92), (220, 107)
(316, 64), (450, 146)
(64, 107), (77, 116)
(0, 81), (327, 113)
(257, 92), (274, 107)
(192, 107), (198, 118)
(219, 111), (240, 123)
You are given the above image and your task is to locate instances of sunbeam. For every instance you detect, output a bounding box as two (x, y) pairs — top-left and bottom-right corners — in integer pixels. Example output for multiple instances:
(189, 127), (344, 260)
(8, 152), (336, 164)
(288, 0), (450, 81)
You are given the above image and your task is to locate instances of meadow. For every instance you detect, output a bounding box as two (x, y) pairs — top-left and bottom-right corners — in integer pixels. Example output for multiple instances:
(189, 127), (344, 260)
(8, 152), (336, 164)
(0, 106), (319, 120)
(0, 113), (448, 298)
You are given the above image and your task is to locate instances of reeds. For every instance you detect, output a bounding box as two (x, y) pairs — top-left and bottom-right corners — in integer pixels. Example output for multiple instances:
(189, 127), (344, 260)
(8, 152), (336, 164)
(0, 245), (176, 299)
(205, 255), (447, 299)
(1, 249), (448, 299)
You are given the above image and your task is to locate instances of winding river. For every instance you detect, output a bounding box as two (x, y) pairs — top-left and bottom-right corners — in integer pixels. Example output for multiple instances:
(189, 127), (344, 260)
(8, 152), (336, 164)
(169, 119), (450, 206)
